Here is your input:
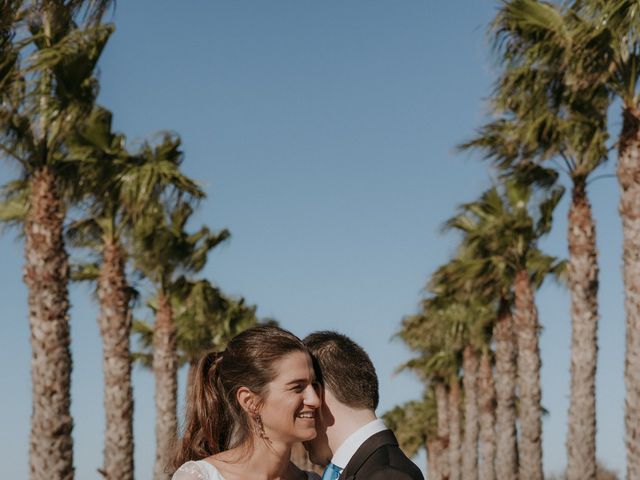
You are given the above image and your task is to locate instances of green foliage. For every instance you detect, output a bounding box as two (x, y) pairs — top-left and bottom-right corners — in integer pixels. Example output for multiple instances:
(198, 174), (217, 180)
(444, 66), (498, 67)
(132, 281), (260, 369)
(577, 0), (640, 105)
(66, 104), (205, 246)
(0, 0), (118, 211)
(394, 172), (563, 438)
(0, 180), (29, 231)
(474, 0), (611, 179)
(444, 174), (564, 293)
(383, 389), (438, 458)
(132, 198), (229, 292)
(69, 261), (100, 282)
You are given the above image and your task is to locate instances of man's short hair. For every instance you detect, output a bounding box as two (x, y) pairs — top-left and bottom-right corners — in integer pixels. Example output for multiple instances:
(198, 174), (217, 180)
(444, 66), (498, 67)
(303, 331), (379, 410)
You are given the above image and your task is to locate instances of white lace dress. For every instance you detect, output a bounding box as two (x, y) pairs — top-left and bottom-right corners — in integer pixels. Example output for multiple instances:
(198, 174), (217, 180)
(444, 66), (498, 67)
(173, 461), (224, 480)
(172, 460), (320, 480)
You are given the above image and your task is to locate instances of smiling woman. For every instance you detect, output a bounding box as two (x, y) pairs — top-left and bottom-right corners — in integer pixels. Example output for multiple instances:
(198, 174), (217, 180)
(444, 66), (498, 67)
(171, 325), (321, 480)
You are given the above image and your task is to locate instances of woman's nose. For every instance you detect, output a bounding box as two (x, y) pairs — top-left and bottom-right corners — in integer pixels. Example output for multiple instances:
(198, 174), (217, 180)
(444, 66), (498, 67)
(304, 385), (321, 407)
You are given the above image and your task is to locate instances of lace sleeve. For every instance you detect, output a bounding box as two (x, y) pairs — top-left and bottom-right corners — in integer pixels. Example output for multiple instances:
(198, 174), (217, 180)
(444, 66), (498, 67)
(171, 461), (207, 480)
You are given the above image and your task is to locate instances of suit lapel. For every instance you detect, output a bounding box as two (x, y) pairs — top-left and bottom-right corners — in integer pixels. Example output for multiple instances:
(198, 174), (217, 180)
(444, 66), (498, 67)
(339, 430), (399, 480)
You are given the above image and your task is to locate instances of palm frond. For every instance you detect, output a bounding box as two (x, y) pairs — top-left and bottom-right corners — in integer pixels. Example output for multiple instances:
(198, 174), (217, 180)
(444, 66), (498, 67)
(70, 261), (100, 282)
(0, 179), (29, 228)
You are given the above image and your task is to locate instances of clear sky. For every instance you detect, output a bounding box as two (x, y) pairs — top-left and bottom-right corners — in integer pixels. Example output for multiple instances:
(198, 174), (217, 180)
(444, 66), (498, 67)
(0, 1), (626, 478)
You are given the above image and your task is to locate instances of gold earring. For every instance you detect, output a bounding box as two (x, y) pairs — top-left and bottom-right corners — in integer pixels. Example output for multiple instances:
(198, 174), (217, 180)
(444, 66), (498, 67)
(253, 413), (266, 439)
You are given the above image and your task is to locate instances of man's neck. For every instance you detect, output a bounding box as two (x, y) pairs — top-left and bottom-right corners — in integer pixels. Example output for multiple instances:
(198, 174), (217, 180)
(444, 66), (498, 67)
(329, 407), (377, 454)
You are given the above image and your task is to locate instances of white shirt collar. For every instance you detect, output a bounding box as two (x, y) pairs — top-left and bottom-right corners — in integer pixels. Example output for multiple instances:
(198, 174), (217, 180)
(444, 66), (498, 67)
(331, 418), (388, 470)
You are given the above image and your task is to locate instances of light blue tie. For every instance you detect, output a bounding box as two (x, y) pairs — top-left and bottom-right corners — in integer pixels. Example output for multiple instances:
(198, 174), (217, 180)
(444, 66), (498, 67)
(321, 463), (342, 480)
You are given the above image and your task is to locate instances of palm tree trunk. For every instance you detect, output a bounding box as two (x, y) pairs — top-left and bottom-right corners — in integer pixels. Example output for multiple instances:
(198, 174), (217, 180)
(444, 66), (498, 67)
(449, 378), (462, 480)
(97, 239), (134, 480)
(478, 351), (496, 480)
(427, 438), (442, 480)
(153, 292), (177, 480)
(436, 381), (451, 480)
(493, 303), (518, 480)
(24, 167), (74, 480)
(186, 360), (197, 402)
(513, 269), (543, 480)
(618, 105), (640, 480)
(462, 346), (479, 480)
(565, 178), (599, 480)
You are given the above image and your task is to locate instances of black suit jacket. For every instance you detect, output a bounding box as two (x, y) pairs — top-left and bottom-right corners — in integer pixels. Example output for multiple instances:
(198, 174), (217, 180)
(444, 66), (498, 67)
(339, 430), (424, 480)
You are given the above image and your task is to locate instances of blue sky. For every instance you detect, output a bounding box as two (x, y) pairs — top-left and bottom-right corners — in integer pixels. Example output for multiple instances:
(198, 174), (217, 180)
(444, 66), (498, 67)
(0, 1), (626, 478)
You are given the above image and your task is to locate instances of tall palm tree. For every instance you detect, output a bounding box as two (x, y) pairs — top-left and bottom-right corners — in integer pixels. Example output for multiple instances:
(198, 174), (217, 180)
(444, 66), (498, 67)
(436, 194), (551, 480)
(445, 174), (565, 480)
(399, 310), (457, 480)
(460, 323), (496, 480)
(481, 3), (610, 477)
(571, 2), (640, 475)
(448, 374), (463, 480)
(435, 380), (451, 480)
(429, 247), (517, 480)
(462, 344), (479, 480)
(400, 294), (492, 480)
(492, 302), (517, 480)
(0, 3), (114, 477)
(132, 198), (229, 480)
(66, 107), (204, 480)
(428, 274), (495, 480)
(477, 349), (496, 480)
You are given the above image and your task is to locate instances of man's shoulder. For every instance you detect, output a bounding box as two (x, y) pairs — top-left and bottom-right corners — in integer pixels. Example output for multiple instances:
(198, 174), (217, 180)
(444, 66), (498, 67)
(365, 467), (423, 480)
(356, 442), (424, 480)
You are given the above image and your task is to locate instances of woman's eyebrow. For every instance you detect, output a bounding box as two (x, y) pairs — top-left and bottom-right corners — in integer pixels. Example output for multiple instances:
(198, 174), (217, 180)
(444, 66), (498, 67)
(284, 378), (311, 386)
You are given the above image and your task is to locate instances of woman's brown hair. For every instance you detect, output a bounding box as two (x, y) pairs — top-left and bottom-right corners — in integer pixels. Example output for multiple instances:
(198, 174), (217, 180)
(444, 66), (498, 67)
(171, 324), (307, 469)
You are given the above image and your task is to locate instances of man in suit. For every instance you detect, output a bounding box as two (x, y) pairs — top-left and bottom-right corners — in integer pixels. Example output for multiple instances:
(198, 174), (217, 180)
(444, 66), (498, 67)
(303, 331), (424, 480)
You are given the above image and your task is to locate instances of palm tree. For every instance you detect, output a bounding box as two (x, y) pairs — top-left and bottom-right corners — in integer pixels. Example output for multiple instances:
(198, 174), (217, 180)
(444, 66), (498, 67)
(176, 283), (258, 393)
(428, 246), (517, 480)
(445, 174), (565, 480)
(133, 280), (259, 396)
(438, 257), (518, 480)
(66, 107), (204, 480)
(429, 281), (494, 480)
(492, 302), (517, 480)
(435, 380), (451, 480)
(460, 335), (498, 480)
(383, 391), (439, 479)
(132, 198), (229, 480)
(399, 310), (456, 480)
(448, 374), (463, 480)
(570, 2), (640, 475)
(462, 344), (479, 480)
(481, 3), (610, 477)
(477, 349), (496, 480)
(0, 3), (114, 477)
(400, 294), (492, 480)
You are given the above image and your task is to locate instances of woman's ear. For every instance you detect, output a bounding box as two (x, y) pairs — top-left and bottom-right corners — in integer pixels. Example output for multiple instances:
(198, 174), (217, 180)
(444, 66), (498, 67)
(237, 386), (259, 415)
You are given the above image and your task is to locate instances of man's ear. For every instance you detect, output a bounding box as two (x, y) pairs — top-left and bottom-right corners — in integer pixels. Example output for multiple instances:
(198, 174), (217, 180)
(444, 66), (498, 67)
(237, 386), (259, 415)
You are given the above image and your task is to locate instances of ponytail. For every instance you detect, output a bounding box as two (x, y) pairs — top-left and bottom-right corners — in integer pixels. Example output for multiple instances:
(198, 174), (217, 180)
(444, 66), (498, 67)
(172, 350), (232, 469)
